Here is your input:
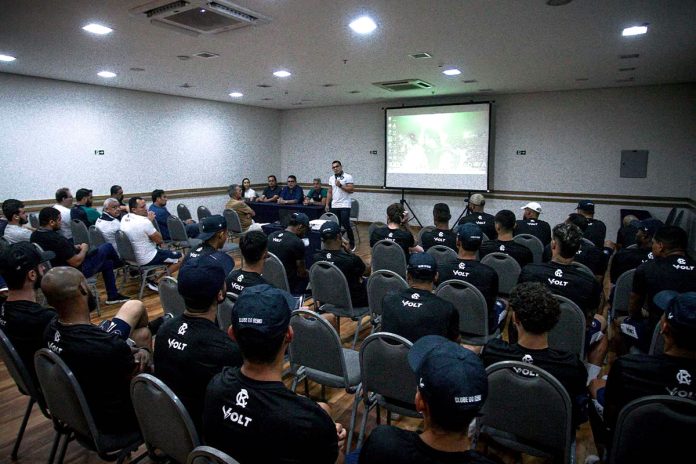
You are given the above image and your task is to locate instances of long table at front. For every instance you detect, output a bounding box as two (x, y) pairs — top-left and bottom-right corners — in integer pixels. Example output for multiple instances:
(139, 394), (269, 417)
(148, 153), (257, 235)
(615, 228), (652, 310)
(248, 202), (325, 223)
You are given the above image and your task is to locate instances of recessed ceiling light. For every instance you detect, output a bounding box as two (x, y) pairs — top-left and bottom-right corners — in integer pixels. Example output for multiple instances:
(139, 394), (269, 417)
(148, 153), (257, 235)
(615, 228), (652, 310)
(349, 16), (377, 34)
(82, 23), (113, 35)
(273, 70), (291, 78)
(0, 54), (16, 62)
(442, 68), (461, 76)
(97, 71), (117, 78)
(622, 25), (648, 36)
(228, 92), (243, 98)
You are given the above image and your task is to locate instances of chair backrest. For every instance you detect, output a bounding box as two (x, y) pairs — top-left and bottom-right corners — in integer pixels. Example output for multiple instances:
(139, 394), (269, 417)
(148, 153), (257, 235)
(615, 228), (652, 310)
(159, 276), (187, 317)
(612, 268), (635, 319)
(426, 244), (458, 271)
(581, 237), (595, 247)
(187, 446), (241, 464)
(223, 209), (242, 234)
(477, 361), (573, 463)
(309, 261), (356, 317)
(168, 215), (190, 242)
(371, 239), (407, 278)
(350, 198), (359, 220)
(0, 328), (48, 414)
(367, 221), (386, 239)
(0, 235), (9, 252)
(178, 204), (193, 222)
(664, 207), (677, 226)
(366, 270), (409, 320)
(648, 320), (664, 355)
(480, 252), (521, 295)
(435, 279), (489, 338)
(34, 348), (100, 446)
(320, 212), (339, 224)
(131, 374), (199, 463)
(217, 297), (235, 331)
(416, 226), (436, 246)
(29, 212), (39, 229)
(71, 219), (91, 247)
(197, 206), (212, 222)
(673, 210), (684, 227)
(549, 295), (586, 359)
(262, 252), (291, 292)
(115, 230), (138, 264)
(570, 260), (595, 279)
(512, 234), (544, 264)
(289, 309), (347, 380)
(89, 225), (106, 247)
(359, 332), (416, 406)
(608, 395), (696, 464)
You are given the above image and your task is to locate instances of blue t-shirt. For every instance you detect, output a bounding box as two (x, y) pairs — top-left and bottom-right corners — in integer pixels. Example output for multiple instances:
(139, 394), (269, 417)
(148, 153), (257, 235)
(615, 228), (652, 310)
(280, 186), (304, 202)
(148, 204), (172, 240)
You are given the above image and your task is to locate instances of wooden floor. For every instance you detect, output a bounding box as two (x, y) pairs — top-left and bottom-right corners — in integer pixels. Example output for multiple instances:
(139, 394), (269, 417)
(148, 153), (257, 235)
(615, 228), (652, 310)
(0, 223), (597, 463)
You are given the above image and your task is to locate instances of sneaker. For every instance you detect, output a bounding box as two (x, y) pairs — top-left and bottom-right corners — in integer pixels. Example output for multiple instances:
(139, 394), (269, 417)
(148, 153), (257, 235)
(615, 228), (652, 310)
(105, 293), (130, 305)
(146, 280), (159, 292)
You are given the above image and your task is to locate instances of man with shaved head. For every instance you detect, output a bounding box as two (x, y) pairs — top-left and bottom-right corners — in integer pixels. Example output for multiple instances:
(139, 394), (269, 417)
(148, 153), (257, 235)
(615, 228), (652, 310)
(42, 267), (152, 434)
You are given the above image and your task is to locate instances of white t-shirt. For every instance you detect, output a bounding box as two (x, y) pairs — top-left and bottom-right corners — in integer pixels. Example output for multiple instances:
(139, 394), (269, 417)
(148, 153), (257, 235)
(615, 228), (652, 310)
(3, 224), (32, 244)
(328, 172), (354, 209)
(119, 213), (158, 265)
(243, 188), (257, 200)
(53, 204), (73, 239)
(95, 214), (121, 254)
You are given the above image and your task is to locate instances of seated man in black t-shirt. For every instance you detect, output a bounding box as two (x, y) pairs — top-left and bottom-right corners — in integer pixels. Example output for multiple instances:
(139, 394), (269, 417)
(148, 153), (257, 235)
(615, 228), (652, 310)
(370, 202), (423, 257)
(576, 200), (606, 249)
(183, 214), (235, 276)
(515, 201), (551, 246)
(457, 193), (497, 240)
(154, 256), (242, 430)
(41, 267), (152, 434)
(360, 335), (495, 464)
(382, 253), (459, 343)
(203, 284), (345, 464)
(558, 213), (608, 280)
(420, 203), (457, 252)
(481, 282), (588, 427)
(226, 231), (269, 300)
(479, 209), (533, 268)
(0, 242), (56, 382)
(615, 214), (639, 250)
(608, 218), (660, 285)
(267, 212), (309, 295)
(314, 221), (369, 307)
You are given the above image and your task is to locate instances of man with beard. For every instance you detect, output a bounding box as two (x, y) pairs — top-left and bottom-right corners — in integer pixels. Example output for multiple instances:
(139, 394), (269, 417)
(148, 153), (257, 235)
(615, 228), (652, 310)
(2, 199), (32, 244)
(70, 188), (98, 226)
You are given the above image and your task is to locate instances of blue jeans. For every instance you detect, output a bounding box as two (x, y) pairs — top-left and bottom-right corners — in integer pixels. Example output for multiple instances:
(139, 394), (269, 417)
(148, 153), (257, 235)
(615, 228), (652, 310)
(82, 243), (121, 298)
(331, 207), (354, 247)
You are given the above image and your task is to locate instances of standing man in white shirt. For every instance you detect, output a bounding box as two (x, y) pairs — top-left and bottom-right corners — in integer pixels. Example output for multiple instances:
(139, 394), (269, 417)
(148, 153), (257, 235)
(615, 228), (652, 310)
(326, 160), (356, 250)
(53, 187), (74, 241)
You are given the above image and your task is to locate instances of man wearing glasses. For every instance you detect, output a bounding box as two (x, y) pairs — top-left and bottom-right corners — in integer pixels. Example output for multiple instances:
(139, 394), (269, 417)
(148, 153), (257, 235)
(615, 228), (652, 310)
(326, 160), (356, 251)
(277, 175), (304, 205)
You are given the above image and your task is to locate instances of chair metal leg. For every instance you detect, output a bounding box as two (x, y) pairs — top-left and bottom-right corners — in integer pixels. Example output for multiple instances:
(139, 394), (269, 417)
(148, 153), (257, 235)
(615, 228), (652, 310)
(356, 396), (375, 450)
(47, 429), (62, 464)
(11, 398), (35, 460)
(351, 318), (363, 350)
(55, 431), (72, 464)
(345, 387), (362, 453)
(138, 269), (150, 300)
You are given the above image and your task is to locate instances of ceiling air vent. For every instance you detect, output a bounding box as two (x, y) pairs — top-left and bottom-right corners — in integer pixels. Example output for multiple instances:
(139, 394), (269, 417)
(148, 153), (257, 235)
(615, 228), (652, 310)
(129, 0), (271, 35)
(373, 79), (433, 92)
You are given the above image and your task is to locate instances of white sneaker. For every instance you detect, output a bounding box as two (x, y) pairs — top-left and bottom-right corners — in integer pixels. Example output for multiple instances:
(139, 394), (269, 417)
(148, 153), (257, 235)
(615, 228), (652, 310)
(146, 281), (159, 292)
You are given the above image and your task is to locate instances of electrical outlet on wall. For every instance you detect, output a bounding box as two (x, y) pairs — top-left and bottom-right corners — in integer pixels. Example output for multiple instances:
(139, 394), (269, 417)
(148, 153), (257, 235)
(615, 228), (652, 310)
(515, 150), (526, 155)
(370, 150), (378, 154)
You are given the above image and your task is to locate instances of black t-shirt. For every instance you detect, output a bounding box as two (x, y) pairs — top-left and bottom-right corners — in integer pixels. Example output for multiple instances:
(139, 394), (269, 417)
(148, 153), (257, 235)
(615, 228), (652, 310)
(381, 288), (459, 343)
(267, 230), (305, 288)
(154, 314), (242, 429)
(609, 247), (653, 283)
(184, 244), (235, 276)
(479, 239), (533, 269)
(481, 339), (588, 425)
(30, 228), (76, 267)
(616, 224), (638, 249)
(370, 226), (415, 257)
(0, 300), (56, 383)
(225, 269), (268, 300)
(632, 254), (696, 322)
(514, 218), (551, 246)
(519, 261), (601, 315)
(574, 241), (608, 277)
(437, 259), (499, 333)
(44, 319), (137, 433)
(604, 353), (696, 433)
(420, 228), (457, 252)
(203, 367), (338, 464)
(583, 218), (607, 249)
(360, 425), (497, 464)
(313, 249), (368, 307)
(262, 186), (282, 199)
(458, 212), (497, 240)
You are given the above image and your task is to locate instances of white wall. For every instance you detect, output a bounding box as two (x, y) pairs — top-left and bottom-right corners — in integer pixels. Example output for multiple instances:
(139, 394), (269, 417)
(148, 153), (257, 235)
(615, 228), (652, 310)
(0, 73), (281, 200)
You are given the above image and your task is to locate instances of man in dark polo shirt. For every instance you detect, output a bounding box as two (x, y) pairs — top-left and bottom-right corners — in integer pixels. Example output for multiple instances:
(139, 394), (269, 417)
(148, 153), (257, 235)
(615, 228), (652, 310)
(479, 210), (533, 268)
(267, 212), (309, 295)
(278, 175), (304, 205)
(259, 175), (282, 203)
(438, 223), (503, 334)
(226, 231), (268, 300)
(203, 284), (344, 464)
(515, 201), (551, 246)
(70, 188), (95, 226)
(0, 242), (56, 380)
(313, 221), (369, 307)
(576, 200), (606, 249)
(382, 253), (459, 343)
(154, 256), (242, 430)
(457, 193), (497, 240)
(608, 218), (659, 285)
(182, 214), (235, 276)
(420, 203), (457, 252)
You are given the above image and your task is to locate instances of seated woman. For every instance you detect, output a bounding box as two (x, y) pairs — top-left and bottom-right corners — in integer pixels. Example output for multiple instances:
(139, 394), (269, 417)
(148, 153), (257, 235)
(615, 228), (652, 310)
(369, 202), (423, 256)
(304, 177), (328, 206)
(241, 178), (257, 202)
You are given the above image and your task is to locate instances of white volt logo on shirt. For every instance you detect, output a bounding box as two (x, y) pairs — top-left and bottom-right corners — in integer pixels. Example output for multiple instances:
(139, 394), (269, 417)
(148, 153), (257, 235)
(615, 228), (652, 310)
(178, 323), (188, 336)
(677, 370), (691, 386)
(555, 269), (563, 277)
(236, 388), (249, 408)
(237, 274), (244, 282)
(222, 405), (253, 427)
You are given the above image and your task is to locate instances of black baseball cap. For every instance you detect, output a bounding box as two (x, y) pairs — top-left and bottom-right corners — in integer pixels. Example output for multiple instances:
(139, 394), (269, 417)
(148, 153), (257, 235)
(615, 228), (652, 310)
(654, 291), (696, 334)
(198, 214), (227, 241)
(233, 284), (295, 339)
(637, 218), (663, 238)
(320, 221), (341, 240)
(177, 255), (226, 310)
(407, 252), (437, 280)
(290, 212), (310, 227)
(576, 200), (595, 213)
(456, 222), (483, 248)
(408, 335), (488, 416)
(0, 242), (55, 278)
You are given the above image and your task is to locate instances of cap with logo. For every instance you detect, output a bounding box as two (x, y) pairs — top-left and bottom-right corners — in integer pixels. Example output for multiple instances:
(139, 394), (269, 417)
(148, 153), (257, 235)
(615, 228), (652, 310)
(177, 255), (226, 309)
(521, 202), (542, 214)
(0, 242), (55, 278)
(408, 335), (488, 417)
(637, 218), (664, 238)
(320, 221), (341, 240)
(576, 200), (595, 214)
(456, 222), (483, 248)
(290, 212), (310, 227)
(469, 193), (485, 207)
(654, 291), (696, 335)
(407, 252), (437, 280)
(233, 284), (295, 339)
(197, 214), (227, 241)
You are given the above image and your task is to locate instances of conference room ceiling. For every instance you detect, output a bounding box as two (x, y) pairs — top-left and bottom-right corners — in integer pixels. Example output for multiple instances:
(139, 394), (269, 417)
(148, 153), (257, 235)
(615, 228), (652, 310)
(1, 0), (695, 109)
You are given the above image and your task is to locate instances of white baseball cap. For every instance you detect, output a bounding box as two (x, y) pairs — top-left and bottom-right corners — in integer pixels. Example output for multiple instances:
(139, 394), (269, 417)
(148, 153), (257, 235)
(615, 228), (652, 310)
(521, 202), (542, 213)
